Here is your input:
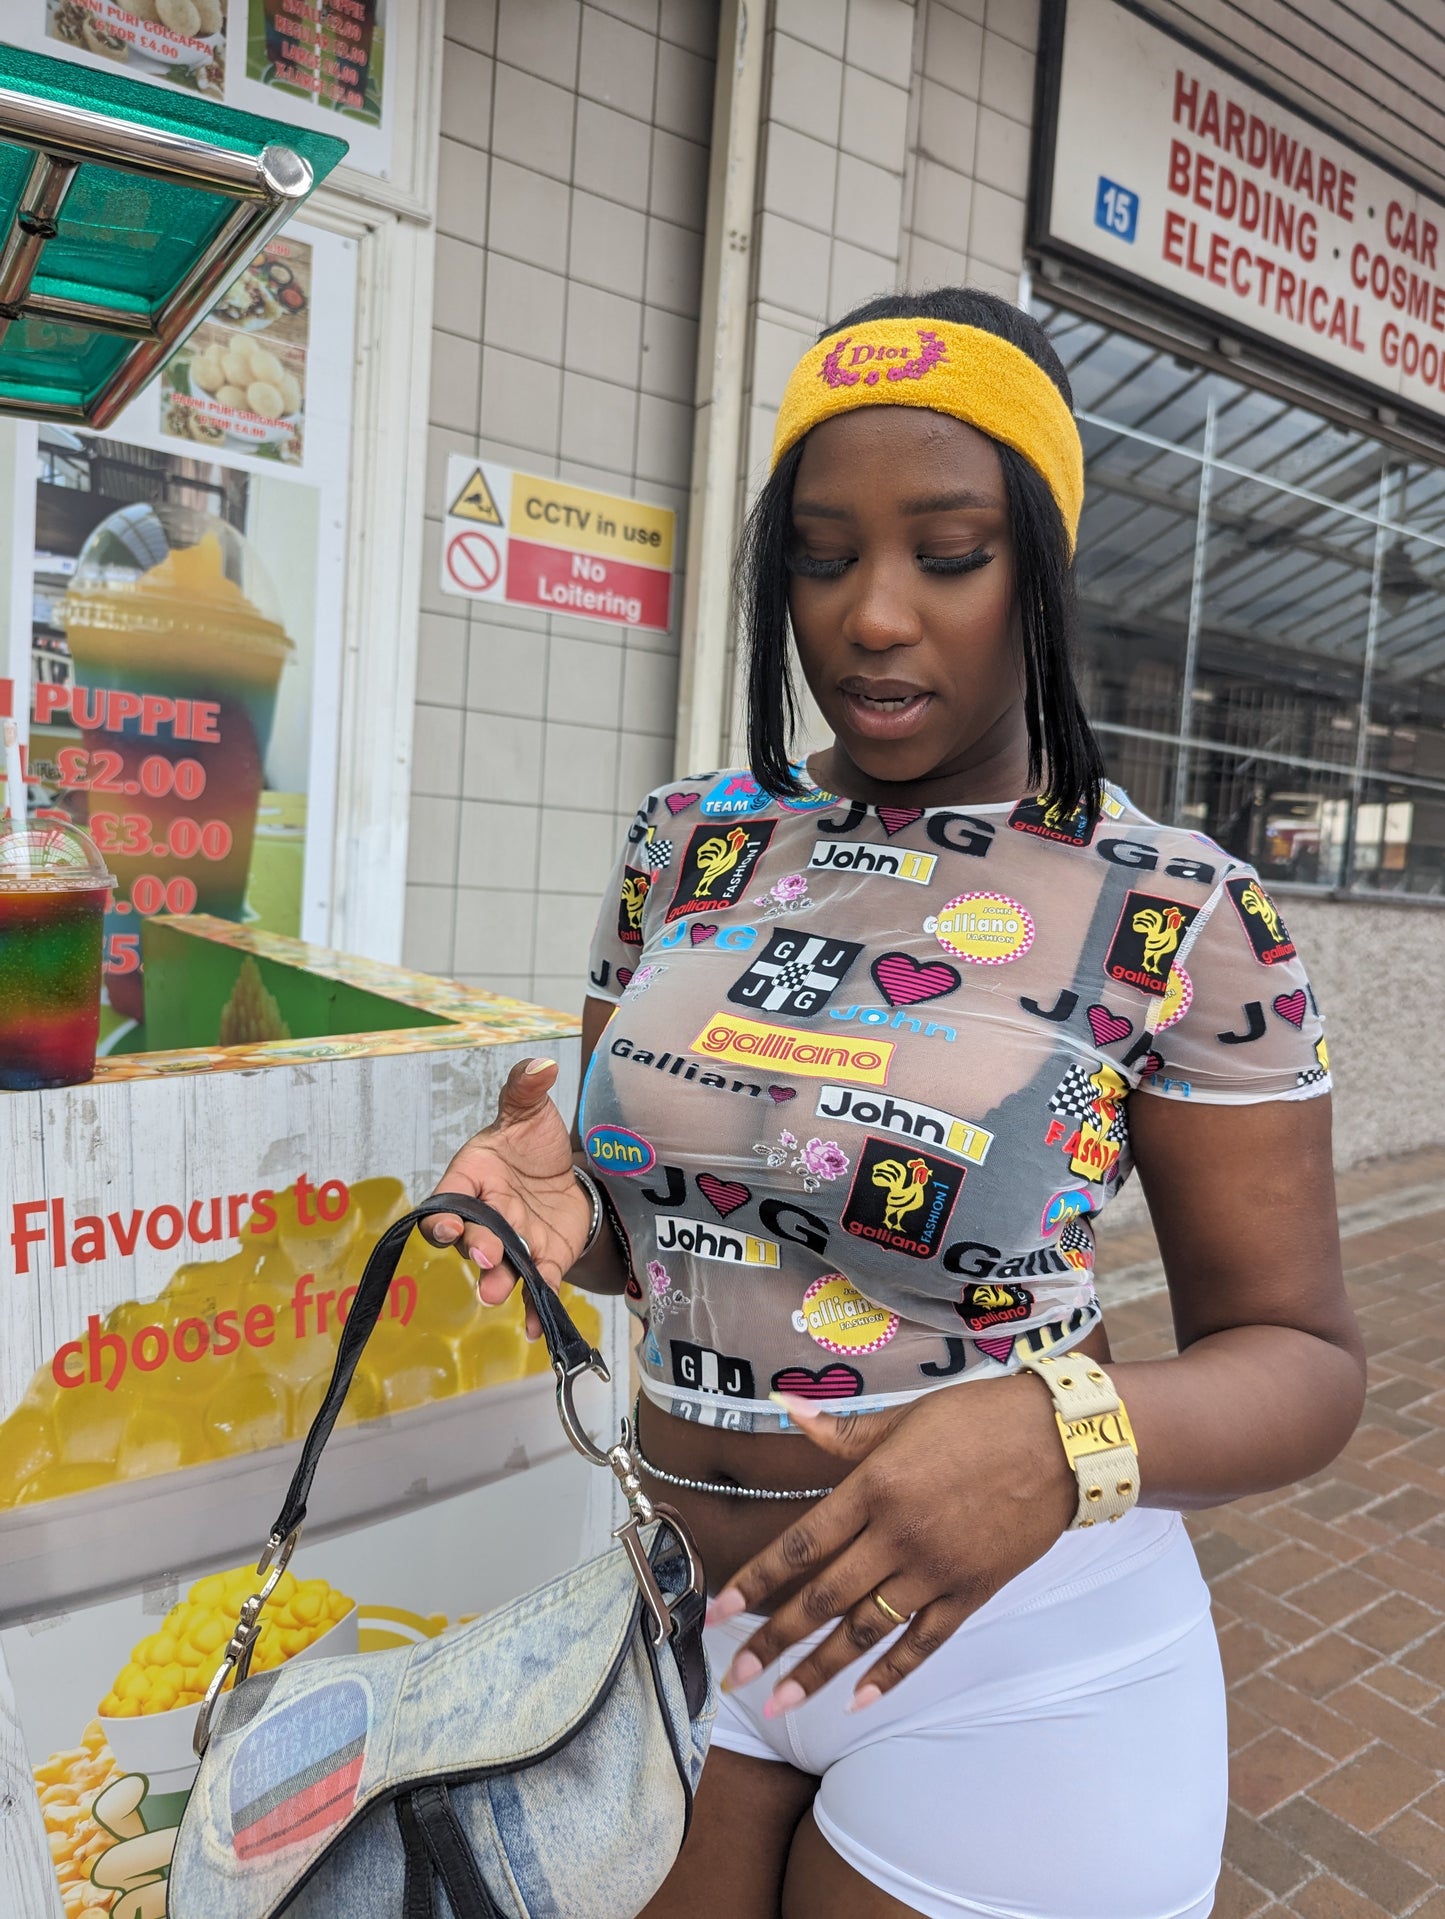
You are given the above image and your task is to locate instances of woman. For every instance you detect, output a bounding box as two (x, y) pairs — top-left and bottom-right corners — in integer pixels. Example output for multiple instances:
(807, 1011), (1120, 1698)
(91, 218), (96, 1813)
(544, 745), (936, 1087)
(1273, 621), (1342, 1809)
(427, 289), (1364, 1919)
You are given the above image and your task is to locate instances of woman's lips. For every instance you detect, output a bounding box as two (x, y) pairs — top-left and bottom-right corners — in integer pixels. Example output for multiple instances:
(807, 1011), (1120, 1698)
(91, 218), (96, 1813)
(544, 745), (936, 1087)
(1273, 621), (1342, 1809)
(839, 687), (934, 740)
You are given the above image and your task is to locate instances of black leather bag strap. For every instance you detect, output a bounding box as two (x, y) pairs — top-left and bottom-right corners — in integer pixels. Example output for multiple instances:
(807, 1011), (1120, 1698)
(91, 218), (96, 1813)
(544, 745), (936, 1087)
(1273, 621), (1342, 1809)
(271, 1195), (602, 1541)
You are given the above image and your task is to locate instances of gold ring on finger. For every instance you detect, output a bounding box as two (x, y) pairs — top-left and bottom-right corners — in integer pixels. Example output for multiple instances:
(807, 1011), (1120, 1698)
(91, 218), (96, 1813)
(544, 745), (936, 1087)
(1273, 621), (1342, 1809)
(868, 1587), (910, 1628)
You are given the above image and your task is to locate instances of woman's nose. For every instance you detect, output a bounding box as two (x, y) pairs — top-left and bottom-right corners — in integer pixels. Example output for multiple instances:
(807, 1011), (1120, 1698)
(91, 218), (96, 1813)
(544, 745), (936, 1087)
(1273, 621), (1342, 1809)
(843, 558), (923, 652)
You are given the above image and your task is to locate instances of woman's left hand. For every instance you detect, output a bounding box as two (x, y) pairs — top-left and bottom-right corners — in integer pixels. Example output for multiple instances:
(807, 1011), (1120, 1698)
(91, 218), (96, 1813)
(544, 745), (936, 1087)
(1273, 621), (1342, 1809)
(706, 1377), (1078, 1715)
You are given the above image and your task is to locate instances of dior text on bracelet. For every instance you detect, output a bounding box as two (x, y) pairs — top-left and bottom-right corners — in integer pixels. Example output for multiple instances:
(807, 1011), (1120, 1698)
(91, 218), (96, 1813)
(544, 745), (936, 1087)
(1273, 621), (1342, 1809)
(1016, 1350), (1140, 1528)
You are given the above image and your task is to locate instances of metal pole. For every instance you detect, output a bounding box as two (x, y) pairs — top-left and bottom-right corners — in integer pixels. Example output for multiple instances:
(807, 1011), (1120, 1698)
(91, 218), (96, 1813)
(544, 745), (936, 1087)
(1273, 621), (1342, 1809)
(1342, 463), (1392, 887)
(1171, 397), (1216, 825)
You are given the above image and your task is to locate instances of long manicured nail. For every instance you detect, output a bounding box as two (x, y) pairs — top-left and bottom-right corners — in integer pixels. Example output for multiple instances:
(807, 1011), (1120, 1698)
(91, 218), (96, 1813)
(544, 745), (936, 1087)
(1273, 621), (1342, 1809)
(706, 1588), (745, 1627)
(764, 1680), (806, 1719)
(722, 1651), (762, 1692)
(524, 1057), (553, 1074)
(767, 1390), (819, 1421)
(848, 1684), (883, 1714)
(470, 1246), (494, 1271)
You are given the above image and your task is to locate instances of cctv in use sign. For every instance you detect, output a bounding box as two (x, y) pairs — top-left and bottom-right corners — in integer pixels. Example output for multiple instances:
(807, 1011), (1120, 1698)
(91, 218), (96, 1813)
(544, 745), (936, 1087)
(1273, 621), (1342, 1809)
(440, 456), (674, 632)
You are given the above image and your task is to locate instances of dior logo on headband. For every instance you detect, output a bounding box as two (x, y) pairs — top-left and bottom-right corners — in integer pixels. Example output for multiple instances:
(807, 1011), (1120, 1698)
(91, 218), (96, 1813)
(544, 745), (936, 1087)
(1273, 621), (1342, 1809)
(820, 329), (948, 390)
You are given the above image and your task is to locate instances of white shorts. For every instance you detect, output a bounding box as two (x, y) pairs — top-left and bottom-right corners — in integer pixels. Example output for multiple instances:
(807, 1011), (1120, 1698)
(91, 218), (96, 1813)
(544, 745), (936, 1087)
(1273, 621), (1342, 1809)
(703, 1507), (1226, 1919)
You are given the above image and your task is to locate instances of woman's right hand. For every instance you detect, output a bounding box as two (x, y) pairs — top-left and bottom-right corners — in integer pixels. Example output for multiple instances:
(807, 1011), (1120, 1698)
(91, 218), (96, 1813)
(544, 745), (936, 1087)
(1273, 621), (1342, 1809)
(422, 1055), (593, 1337)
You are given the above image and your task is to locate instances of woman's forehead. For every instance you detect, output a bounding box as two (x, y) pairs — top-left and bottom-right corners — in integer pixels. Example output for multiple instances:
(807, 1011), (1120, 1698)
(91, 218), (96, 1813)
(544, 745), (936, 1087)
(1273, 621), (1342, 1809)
(794, 407), (1005, 502)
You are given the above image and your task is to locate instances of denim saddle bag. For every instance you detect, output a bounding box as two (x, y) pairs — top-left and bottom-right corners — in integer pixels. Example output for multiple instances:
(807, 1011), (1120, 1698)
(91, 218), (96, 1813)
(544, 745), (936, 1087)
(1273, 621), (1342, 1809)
(170, 1194), (713, 1919)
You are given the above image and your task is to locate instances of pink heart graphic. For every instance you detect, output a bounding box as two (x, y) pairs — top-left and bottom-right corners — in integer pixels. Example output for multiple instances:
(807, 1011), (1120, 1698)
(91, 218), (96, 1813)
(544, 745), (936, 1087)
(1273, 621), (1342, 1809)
(1087, 1005), (1133, 1047)
(616, 967), (633, 988)
(871, 952), (961, 1007)
(1139, 1052), (1163, 1077)
(697, 1173), (751, 1219)
(876, 806), (924, 838)
(689, 923), (717, 945)
(665, 791), (699, 815)
(974, 1335), (1015, 1363)
(770, 1363), (863, 1400)
(767, 1086), (796, 1103)
(1274, 989), (1307, 1028)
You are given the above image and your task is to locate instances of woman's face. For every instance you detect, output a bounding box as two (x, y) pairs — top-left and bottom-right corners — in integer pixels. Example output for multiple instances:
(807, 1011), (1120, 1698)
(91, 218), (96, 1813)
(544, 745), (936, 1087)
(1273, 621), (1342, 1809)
(787, 407), (1027, 804)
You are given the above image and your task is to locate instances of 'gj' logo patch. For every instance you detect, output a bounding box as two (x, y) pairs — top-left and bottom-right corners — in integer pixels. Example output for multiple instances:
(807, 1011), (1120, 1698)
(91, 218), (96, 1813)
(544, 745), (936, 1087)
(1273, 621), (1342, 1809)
(617, 868), (653, 946)
(229, 1677), (369, 1861)
(1103, 891), (1198, 997)
(840, 1135), (964, 1260)
(1226, 876), (1296, 965)
(671, 1340), (755, 1399)
(727, 929), (862, 1016)
(666, 821), (775, 923)
(1008, 794), (1095, 846)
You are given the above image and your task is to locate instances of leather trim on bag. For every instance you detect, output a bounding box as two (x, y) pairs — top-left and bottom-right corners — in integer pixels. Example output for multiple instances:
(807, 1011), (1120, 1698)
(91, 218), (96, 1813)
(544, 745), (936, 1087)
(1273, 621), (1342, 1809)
(397, 1795), (436, 1919)
(643, 1610), (697, 1848)
(412, 1783), (503, 1919)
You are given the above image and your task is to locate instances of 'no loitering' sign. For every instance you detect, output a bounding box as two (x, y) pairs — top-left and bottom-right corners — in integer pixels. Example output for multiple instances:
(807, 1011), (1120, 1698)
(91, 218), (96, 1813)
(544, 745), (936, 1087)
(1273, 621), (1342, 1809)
(440, 456), (674, 632)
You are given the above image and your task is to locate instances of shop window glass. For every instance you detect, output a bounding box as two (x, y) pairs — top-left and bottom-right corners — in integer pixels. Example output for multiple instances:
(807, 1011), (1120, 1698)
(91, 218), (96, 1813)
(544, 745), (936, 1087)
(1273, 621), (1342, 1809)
(1036, 295), (1445, 898)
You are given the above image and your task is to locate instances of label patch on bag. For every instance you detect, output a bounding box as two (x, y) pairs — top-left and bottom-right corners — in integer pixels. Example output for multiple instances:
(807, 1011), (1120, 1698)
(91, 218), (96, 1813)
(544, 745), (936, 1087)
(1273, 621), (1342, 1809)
(228, 1677), (370, 1861)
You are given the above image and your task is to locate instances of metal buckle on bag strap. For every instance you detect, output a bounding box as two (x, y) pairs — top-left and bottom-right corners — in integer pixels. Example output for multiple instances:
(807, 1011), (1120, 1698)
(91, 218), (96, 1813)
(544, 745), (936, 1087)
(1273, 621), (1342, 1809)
(192, 1525), (302, 1757)
(606, 1423), (705, 1646)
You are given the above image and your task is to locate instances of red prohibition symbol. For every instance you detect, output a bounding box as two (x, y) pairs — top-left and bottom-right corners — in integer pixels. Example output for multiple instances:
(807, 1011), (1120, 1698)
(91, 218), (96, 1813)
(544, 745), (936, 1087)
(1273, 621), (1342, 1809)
(446, 529), (502, 593)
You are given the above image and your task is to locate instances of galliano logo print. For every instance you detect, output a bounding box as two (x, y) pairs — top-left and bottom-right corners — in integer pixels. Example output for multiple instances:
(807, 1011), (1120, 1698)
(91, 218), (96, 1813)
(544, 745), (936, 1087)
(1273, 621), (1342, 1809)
(930, 893), (1035, 964)
(956, 1282), (1033, 1331)
(616, 868), (652, 946)
(609, 1033), (785, 1101)
(654, 1214), (781, 1266)
(727, 929), (863, 1016)
(1226, 876), (1297, 964)
(815, 1084), (993, 1164)
(666, 820), (775, 923)
(840, 1136), (964, 1260)
(796, 1272), (899, 1355)
(808, 840), (938, 884)
(1008, 794), (1096, 846)
(691, 1012), (894, 1085)
(819, 328), (948, 388)
(1104, 891), (1199, 997)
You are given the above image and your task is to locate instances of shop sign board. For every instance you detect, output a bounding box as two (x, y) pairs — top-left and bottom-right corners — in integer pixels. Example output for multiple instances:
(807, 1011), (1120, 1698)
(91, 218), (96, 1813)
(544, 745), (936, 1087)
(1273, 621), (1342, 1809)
(440, 455), (676, 633)
(1034, 0), (1445, 422)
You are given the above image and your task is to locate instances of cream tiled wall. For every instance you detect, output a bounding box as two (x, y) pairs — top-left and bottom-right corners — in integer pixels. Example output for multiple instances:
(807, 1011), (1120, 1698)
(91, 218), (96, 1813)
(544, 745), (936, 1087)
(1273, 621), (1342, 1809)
(405, 0), (1039, 1009)
(403, 0), (717, 1015)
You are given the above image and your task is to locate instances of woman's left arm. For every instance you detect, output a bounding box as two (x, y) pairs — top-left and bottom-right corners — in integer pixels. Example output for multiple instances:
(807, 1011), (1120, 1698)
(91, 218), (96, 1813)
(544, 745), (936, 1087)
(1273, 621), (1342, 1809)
(708, 1090), (1363, 1713)
(1094, 1087), (1363, 1506)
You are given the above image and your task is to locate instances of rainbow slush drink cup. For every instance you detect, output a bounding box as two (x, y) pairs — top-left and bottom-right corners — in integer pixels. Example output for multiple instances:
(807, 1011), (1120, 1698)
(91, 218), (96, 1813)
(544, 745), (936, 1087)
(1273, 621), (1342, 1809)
(61, 505), (293, 1020)
(0, 818), (114, 1091)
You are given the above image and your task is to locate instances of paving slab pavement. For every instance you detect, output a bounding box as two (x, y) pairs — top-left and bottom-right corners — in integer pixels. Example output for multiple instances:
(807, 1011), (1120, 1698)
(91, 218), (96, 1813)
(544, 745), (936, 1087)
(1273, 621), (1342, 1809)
(1097, 1148), (1445, 1918)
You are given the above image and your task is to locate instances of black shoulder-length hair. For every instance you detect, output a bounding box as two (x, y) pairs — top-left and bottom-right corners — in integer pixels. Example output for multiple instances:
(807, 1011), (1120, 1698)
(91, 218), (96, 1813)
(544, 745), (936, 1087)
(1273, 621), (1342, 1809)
(737, 286), (1105, 818)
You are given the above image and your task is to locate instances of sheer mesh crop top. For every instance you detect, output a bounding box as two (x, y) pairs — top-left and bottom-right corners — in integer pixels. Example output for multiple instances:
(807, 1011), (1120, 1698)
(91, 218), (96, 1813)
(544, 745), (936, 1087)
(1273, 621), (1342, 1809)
(579, 771), (1330, 1432)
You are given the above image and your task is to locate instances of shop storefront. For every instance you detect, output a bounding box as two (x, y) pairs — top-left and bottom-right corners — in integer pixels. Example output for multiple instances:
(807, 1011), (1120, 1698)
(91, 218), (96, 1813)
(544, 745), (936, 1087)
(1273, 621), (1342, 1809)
(1029, 0), (1445, 901)
(5, 4), (1445, 1911)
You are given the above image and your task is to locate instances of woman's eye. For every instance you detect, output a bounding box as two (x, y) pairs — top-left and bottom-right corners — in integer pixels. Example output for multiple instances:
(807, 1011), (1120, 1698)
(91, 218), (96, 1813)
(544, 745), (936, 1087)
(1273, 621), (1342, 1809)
(787, 551), (853, 579)
(919, 549), (994, 575)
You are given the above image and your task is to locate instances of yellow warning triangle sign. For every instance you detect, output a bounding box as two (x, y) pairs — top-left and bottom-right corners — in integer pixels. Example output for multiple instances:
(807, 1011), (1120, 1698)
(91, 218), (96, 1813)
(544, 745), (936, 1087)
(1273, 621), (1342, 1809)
(449, 466), (503, 525)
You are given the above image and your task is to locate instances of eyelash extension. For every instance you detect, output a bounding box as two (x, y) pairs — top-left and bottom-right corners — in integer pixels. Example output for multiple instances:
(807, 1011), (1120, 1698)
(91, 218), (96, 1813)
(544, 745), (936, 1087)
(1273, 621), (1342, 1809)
(919, 550), (994, 575)
(786, 548), (995, 580)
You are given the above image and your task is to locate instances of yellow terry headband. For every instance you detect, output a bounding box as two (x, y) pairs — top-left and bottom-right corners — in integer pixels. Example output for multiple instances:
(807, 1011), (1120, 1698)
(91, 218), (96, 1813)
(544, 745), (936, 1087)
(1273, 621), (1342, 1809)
(770, 319), (1085, 549)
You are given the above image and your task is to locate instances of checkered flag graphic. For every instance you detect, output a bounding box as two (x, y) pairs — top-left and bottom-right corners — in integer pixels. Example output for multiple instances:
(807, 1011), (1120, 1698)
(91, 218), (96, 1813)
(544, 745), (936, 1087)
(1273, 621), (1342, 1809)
(643, 837), (673, 870)
(1048, 1063), (1098, 1123)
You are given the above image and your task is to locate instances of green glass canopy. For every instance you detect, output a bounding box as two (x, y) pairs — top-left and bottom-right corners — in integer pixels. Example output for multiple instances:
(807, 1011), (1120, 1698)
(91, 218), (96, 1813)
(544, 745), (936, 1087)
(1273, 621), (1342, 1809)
(0, 43), (346, 425)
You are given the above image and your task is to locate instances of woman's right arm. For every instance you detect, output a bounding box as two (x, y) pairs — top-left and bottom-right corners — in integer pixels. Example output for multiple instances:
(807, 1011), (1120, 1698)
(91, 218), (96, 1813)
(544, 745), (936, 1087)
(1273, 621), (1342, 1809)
(422, 994), (630, 1332)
